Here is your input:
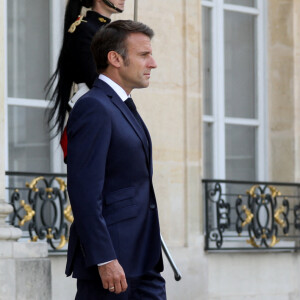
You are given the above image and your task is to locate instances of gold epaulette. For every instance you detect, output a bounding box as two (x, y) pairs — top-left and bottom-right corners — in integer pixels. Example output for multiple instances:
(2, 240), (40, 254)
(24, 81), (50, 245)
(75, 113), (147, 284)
(68, 15), (87, 33)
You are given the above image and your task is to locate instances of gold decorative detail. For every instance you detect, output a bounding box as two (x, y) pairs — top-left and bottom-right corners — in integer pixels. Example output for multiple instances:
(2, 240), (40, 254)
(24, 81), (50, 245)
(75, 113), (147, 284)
(246, 237), (259, 248)
(68, 15), (87, 33)
(268, 186), (282, 198)
(46, 228), (54, 240)
(241, 205), (253, 227)
(56, 235), (67, 250)
(31, 235), (38, 242)
(274, 205), (285, 228)
(246, 185), (260, 198)
(45, 187), (53, 193)
(261, 233), (267, 239)
(19, 200), (35, 227)
(247, 185), (281, 199)
(15, 189), (19, 193)
(44, 187), (53, 199)
(55, 177), (67, 192)
(64, 205), (74, 223)
(261, 229), (268, 240)
(99, 17), (107, 23)
(270, 235), (280, 247)
(26, 176), (45, 192)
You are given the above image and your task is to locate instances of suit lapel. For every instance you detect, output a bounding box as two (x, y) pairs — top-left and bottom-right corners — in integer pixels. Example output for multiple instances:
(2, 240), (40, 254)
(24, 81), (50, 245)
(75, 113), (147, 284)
(94, 80), (150, 166)
(110, 95), (150, 165)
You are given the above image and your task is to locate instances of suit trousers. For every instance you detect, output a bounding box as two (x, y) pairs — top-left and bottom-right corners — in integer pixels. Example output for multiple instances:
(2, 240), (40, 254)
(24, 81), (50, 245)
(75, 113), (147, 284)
(75, 270), (166, 300)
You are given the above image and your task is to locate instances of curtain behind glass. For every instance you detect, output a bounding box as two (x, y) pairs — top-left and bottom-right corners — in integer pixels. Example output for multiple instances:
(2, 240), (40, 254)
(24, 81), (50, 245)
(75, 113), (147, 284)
(224, 11), (257, 119)
(7, 0), (50, 99)
(203, 7), (213, 116)
(226, 125), (256, 180)
(8, 106), (50, 173)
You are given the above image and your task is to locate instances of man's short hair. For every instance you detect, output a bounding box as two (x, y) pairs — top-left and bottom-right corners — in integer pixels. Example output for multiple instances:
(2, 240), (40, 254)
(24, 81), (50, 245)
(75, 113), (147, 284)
(91, 20), (154, 73)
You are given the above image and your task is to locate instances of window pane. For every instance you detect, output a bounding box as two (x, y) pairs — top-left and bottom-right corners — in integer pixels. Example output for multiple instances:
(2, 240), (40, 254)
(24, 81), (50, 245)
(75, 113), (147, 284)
(203, 122), (213, 178)
(202, 7), (213, 116)
(224, 12), (257, 119)
(8, 106), (51, 172)
(225, 125), (256, 181)
(7, 0), (50, 99)
(224, 0), (256, 7)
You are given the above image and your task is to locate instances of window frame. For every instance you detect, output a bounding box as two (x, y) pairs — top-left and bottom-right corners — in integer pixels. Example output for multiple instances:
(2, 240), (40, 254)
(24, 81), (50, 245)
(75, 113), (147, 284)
(202, 0), (268, 181)
(4, 0), (66, 174)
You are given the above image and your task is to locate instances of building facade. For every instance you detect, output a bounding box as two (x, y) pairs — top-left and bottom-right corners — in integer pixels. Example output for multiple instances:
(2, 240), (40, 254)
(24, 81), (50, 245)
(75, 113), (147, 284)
(1, 0), (300, 299)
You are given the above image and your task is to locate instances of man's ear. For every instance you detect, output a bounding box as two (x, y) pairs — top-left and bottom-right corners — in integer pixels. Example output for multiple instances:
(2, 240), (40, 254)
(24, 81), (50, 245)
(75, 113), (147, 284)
(107, 51), (122, 68)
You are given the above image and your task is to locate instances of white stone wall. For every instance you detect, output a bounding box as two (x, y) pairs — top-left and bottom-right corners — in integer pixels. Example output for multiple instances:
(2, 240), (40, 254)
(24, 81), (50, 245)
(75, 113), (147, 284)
(50, 255), (76, 300)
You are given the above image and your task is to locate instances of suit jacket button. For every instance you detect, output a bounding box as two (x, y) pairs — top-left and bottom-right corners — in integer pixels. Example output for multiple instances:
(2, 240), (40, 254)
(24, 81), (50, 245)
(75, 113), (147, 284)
(150, 204), (156, 209)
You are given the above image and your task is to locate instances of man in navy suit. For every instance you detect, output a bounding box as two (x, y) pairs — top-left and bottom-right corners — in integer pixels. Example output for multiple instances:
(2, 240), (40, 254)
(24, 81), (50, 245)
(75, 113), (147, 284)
(66, 20), (166, 299)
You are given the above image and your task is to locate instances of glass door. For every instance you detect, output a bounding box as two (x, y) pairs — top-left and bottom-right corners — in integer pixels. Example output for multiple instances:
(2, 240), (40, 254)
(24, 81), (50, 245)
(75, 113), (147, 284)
(6, 0), (65, 173)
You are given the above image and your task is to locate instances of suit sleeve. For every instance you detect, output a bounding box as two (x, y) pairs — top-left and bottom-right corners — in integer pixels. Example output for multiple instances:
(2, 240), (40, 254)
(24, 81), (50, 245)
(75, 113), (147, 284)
(67, 96), (116, 267)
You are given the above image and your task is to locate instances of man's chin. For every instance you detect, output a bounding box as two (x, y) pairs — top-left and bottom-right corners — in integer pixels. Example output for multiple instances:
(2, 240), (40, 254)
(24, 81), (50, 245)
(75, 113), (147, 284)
(135, 82), (150, 89)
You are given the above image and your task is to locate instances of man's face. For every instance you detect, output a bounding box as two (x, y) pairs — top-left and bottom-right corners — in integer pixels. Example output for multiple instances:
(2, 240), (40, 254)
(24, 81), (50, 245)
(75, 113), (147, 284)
(118, 33), (157, 94)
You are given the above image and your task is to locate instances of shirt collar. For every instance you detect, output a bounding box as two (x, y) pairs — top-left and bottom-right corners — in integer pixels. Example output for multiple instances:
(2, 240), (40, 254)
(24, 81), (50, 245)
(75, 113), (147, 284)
(99, 74), (129, 102)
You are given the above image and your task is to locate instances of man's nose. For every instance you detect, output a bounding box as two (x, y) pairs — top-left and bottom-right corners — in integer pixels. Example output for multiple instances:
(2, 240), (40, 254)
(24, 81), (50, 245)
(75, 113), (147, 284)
(149, 56), (157, 69)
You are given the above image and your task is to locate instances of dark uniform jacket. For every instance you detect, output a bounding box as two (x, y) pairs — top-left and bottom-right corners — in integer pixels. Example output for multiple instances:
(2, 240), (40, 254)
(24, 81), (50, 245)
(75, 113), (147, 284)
(61, 11), (110, 161)
(67, 10), (110, 88)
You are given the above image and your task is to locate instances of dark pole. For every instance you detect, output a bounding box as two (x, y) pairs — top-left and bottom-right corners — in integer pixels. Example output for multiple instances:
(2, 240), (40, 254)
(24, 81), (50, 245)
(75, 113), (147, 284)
(134, 0), (138, 21)
(161, 235), (182, 281)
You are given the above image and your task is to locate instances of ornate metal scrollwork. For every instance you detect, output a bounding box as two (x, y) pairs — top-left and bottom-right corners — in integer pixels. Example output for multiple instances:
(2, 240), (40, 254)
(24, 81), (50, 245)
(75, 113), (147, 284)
(19, 200), (35, 227)
(204, 179), (300, 251)
(9, 176), (73, 251)
(244, 185), (284, 248)
(242, 205), (253, 228)
(206, 183), (230, 249)
(64, 205), (74, 223)
(295, 205), (300, 230)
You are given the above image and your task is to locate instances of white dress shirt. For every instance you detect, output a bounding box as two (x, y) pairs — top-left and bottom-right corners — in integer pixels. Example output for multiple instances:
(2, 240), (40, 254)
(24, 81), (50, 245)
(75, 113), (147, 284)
(99, 74), (130, 102)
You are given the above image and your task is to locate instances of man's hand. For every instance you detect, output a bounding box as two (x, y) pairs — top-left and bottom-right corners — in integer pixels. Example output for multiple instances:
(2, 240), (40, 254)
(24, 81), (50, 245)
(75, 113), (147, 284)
(98, 259), (128, 294)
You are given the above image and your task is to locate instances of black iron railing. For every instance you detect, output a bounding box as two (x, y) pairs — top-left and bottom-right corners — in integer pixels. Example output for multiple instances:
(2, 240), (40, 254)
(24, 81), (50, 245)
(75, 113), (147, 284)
(6, 171), (72, 252)
(203, 179), (300, 251)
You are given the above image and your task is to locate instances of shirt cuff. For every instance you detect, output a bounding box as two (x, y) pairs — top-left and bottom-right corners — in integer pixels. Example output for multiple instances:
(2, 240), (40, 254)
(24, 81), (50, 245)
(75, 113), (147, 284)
(97, 260), (113, 267)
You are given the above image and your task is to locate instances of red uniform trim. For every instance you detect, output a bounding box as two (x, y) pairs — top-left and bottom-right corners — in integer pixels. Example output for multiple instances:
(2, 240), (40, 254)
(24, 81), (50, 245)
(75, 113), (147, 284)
(60, 128), (68, 163)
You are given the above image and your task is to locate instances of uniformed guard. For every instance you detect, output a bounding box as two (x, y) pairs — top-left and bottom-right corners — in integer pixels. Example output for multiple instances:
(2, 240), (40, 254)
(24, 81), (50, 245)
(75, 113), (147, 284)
(46, 0), (126, 162)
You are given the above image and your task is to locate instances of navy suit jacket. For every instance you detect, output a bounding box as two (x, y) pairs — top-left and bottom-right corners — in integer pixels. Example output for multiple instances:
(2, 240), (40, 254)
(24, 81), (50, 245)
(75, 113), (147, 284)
(65, 79), (163, 280)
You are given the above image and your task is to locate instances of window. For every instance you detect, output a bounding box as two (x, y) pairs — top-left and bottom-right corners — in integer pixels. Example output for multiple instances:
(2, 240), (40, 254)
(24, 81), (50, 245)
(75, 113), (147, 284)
(5, 0), (65, 173)
(202, 0), (267, 181)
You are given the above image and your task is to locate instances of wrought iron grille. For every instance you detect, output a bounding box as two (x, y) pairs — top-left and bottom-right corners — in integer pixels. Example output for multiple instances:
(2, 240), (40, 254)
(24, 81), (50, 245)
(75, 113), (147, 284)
(203, 179), (300, 251)
(6, 171), (72, 252)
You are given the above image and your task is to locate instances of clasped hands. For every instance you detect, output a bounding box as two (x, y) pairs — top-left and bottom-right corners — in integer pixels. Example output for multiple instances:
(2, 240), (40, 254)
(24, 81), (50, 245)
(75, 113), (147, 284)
(98, 259), (128, 294)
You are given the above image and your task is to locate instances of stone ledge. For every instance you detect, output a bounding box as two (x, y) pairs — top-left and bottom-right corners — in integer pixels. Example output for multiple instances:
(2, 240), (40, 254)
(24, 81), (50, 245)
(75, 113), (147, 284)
(0, 257), (51, 300)
(0, 241), (48, 259)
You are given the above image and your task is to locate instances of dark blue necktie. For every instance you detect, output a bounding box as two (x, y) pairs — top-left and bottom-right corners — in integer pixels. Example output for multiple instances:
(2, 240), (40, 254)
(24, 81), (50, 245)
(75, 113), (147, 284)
(125, 97), (149, 148)
(125, 97), (144, 129)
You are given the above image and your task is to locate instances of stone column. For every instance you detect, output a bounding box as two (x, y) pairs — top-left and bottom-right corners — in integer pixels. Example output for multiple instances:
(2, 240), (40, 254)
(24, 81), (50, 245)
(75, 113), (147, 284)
(0, 1), (51, 299)
(268, 0), (295, 181)
(0, 201), (22, 241)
